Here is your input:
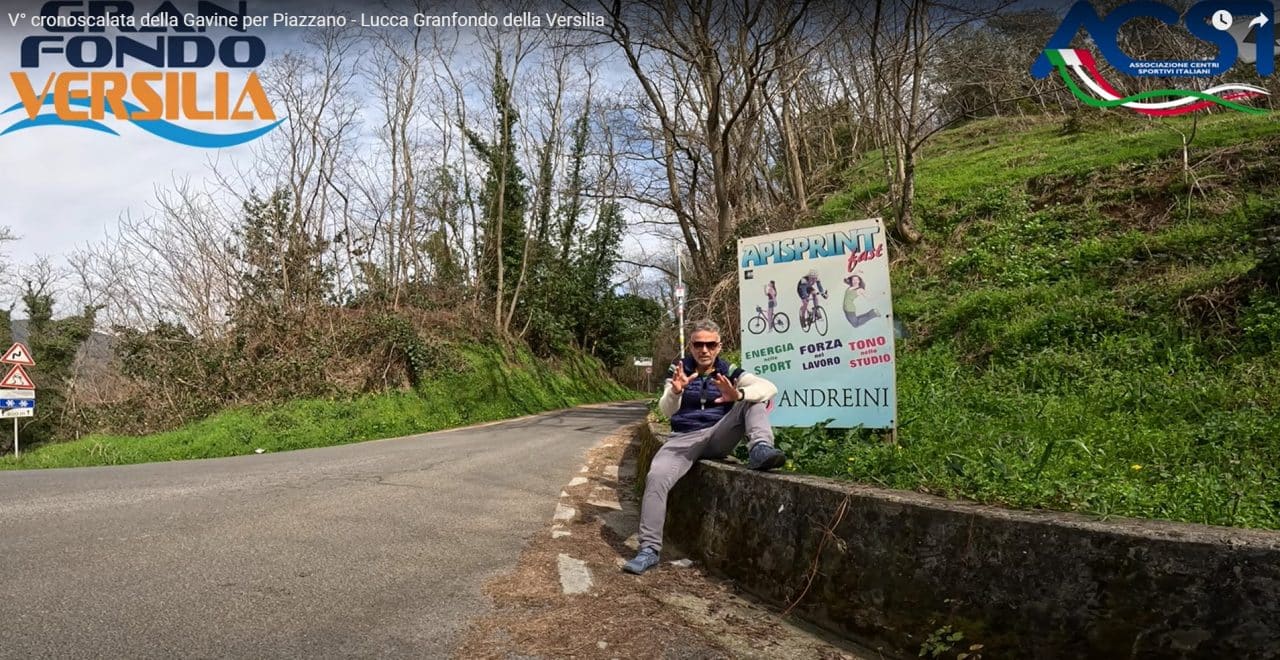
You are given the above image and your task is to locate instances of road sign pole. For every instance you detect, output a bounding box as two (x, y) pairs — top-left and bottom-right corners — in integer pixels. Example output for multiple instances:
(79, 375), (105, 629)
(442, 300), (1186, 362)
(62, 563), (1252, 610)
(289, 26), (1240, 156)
(0, 341), (35, 458)
(676, 244), (685, 358)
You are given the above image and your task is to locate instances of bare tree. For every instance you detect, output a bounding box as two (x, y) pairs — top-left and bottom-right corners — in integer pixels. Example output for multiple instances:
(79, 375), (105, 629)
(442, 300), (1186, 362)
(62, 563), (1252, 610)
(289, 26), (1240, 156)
(465, 18), (545, 331)
(834, 0), (1014, 243)
(225, 24), (363, 307)
(0, 226), (16, 299)
(358, 11), (435, 309)
(586, 0), (816, 291)
(68, 179), (238, 335)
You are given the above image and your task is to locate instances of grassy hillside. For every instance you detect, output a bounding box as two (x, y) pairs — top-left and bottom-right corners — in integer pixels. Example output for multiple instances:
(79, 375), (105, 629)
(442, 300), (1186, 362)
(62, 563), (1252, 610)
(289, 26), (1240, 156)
(0, 344), (635, 470)
(784, 113), (1280, 530)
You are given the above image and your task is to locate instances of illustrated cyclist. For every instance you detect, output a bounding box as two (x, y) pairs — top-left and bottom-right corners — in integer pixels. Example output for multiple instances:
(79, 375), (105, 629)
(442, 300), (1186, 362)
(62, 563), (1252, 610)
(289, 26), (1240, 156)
(765, 280), (777, 331)
(796, 270), (827, 325)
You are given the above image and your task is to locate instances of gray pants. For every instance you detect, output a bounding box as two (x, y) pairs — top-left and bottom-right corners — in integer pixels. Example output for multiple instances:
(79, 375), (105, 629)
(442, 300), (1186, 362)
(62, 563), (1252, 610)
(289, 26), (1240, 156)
(638, 401), (775, 553)
(845, 309), (879, 328)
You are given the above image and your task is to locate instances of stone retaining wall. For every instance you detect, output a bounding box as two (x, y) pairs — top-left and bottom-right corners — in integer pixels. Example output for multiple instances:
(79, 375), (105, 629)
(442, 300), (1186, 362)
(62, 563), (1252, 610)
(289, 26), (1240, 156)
(636, 422), (1280, 659)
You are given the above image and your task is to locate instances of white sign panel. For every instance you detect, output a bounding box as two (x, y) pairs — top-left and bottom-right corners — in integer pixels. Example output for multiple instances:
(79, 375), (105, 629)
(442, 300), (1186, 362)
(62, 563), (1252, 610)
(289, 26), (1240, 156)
(737, 217), (897, 429)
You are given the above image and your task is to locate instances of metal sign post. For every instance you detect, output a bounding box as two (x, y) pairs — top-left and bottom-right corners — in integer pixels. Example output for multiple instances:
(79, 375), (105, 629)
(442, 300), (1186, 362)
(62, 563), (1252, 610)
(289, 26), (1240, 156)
(634, 358), (654, 393)
(676, 245), (686, 358)
(1, 342), (37, 457)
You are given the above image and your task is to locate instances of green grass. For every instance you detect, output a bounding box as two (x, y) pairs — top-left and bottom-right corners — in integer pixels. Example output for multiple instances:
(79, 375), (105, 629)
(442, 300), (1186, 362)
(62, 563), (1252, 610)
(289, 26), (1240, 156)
(776, 347), (1280, 529)
(0, 345), (637, 470)
(822, 113), (1280, 214)
(785, 113), (1280, 530)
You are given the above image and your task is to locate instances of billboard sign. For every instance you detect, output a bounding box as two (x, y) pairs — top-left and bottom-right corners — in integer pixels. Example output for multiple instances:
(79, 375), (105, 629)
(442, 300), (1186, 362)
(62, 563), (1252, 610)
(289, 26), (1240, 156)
(737, 218), (897, 429)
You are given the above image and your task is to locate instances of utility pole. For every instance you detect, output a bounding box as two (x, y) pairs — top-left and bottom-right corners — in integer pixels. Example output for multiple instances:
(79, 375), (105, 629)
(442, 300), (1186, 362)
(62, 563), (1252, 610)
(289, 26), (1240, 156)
(676, 244), (685, 358)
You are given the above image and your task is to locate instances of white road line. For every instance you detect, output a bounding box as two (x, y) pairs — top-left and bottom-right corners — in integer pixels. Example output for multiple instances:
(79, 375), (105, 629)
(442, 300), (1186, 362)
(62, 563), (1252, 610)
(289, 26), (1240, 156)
(557, 554), (593, 594)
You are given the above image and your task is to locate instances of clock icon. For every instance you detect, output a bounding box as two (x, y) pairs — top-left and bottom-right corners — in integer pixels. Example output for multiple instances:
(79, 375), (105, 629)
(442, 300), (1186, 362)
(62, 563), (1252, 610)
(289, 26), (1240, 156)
(1211, 9), (1234, 30)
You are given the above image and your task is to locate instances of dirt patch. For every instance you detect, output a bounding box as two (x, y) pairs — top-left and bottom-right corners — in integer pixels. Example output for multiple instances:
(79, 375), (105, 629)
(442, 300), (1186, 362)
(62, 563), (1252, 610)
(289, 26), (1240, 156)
(455, 431), (883, 660)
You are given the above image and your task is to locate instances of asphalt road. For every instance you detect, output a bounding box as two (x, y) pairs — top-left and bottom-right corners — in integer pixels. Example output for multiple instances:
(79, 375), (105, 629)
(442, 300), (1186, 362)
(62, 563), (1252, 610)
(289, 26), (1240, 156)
(0, 402), (647, 659)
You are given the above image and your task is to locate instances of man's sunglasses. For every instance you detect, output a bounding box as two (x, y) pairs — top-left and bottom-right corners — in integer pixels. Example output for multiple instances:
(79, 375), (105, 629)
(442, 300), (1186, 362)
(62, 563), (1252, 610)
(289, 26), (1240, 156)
(691, 341), (720, 350)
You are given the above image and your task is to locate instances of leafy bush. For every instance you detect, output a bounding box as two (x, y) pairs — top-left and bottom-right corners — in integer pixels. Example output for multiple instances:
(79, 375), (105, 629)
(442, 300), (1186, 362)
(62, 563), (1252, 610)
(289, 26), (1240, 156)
(1241, 297), (1280, 354)
(2, 344), (637, 470)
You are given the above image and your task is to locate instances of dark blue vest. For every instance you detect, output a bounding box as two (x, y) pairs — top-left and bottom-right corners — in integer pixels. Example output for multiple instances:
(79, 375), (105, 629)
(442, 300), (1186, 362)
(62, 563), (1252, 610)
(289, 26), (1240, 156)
(668, 356), (744, 433)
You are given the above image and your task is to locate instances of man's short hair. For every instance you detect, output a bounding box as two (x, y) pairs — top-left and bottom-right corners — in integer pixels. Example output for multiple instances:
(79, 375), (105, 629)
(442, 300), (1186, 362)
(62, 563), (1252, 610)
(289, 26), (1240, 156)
(689, 319), (721, 336)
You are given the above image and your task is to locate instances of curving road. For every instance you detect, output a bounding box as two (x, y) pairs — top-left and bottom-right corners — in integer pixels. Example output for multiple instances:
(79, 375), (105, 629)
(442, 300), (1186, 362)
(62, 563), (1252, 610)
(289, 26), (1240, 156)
(0, 402), (647, 659)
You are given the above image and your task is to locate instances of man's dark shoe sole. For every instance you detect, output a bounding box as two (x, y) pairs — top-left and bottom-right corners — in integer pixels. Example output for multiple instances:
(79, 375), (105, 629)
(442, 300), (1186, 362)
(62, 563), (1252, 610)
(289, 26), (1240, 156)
(748, 452), (786, 471)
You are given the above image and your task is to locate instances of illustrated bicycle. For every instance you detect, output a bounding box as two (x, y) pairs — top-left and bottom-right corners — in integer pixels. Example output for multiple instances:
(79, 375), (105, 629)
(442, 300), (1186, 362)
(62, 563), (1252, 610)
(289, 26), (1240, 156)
(747, 306), (790, 334)
(799, 295), (828, 336)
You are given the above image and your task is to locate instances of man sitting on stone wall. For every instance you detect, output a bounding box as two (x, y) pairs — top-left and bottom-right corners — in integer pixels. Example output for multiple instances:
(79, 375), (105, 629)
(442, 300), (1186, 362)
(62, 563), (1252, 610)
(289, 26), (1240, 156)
(623, 319), (784, 575)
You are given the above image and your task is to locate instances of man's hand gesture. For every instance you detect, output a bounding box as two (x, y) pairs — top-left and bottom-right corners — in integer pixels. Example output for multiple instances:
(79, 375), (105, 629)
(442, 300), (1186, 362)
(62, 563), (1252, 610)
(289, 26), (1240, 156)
(670, 361), (691, 394)
(713, 372), (741, 403)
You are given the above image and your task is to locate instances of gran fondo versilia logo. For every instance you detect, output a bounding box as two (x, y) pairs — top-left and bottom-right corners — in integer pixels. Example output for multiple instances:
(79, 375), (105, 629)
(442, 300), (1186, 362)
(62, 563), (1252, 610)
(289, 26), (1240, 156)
(4, 0), (283, 147)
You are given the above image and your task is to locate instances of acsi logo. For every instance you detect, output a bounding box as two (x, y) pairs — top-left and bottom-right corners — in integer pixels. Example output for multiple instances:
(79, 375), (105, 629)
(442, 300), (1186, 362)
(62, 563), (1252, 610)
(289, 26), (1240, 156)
(2, 0), (283, 148)
(1031, 1), (1275, 116)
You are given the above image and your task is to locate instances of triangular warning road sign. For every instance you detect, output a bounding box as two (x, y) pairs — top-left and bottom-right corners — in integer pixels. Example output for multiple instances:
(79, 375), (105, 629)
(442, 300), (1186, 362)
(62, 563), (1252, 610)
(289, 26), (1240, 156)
(0, 364), (34, 390)
(1, 342), (34, 366)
